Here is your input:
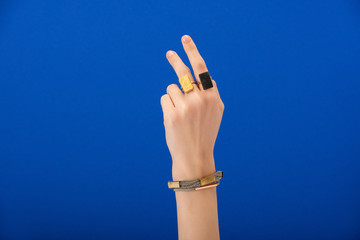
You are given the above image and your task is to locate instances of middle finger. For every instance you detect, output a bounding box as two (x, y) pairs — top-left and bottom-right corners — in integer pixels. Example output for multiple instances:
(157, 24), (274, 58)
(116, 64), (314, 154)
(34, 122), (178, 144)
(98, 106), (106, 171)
(181, 35), (209, 91)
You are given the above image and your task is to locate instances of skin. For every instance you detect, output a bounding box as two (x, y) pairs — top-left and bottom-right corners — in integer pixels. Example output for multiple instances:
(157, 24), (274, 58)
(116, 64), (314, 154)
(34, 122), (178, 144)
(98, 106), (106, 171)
(160, 35), (225, 240)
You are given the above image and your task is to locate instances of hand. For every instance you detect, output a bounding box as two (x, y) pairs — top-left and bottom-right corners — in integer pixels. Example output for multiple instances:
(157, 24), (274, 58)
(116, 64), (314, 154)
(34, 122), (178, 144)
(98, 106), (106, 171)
(160, 35), (225, 181)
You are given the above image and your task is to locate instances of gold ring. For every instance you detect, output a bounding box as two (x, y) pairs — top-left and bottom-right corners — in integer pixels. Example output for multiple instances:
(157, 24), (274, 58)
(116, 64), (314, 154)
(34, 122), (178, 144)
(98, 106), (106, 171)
(179, 75), (194, 93)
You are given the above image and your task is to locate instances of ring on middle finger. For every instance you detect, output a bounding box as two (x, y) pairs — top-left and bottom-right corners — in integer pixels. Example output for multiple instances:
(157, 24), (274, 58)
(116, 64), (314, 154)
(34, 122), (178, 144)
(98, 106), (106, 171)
(199, 71), (213, 90)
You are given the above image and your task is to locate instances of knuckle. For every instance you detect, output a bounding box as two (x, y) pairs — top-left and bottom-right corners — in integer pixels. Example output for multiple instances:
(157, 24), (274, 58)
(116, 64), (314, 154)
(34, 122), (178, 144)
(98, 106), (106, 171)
(180, 104), (194, 119)
(184, 66), (191, 72)
(160, 94), (167, 102)
(195, 95), (205, 106)
(166, 84), (177, 93)
(204, 91), (217, 103)
(181, 105), (190, 114)
(167, 112), (179, 125)
(179, 69), (191, 78)
(196, 61), (206, 71)
(188, 93), (202, 106)
(220, 102), (225, 111)
(212, 80), (217, 87)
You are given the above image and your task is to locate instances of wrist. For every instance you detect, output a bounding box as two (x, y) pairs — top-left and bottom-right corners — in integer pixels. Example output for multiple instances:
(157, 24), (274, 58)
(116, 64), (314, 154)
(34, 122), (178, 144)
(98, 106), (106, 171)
(171, 153), (216, 181)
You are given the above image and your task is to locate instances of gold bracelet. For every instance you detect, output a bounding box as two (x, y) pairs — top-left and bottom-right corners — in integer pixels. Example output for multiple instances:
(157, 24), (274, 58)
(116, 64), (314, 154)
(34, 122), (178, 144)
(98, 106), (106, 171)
(168, 171), (223, 191)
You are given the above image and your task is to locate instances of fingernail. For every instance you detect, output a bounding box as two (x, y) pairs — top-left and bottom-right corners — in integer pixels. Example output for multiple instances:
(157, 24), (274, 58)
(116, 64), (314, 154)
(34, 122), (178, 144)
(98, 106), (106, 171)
(182, 35), (191, 43)
(166, 50), (175, 57)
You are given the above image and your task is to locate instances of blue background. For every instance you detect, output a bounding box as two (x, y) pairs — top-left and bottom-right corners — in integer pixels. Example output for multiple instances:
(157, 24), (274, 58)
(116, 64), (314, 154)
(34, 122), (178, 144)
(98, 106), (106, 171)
(1, 0), (360, 239)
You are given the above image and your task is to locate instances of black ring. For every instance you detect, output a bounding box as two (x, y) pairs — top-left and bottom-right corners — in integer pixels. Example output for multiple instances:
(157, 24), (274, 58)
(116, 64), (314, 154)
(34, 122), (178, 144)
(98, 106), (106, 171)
(199, 71), (213, 90)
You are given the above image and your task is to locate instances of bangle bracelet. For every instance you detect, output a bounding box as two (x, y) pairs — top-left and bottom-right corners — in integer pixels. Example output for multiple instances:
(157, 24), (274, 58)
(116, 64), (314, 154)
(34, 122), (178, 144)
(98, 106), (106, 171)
(168, 171), (223, 191)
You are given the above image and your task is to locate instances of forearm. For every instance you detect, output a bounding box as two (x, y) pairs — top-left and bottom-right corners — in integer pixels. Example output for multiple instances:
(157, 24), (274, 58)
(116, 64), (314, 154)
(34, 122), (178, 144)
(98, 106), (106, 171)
(172, 155), (220, 240)
(175, 187), (220, 240)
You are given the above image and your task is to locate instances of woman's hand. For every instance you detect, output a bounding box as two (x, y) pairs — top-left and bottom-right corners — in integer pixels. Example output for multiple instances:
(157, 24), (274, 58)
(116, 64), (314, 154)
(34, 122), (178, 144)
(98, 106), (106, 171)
(160, 35), (225, 181)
